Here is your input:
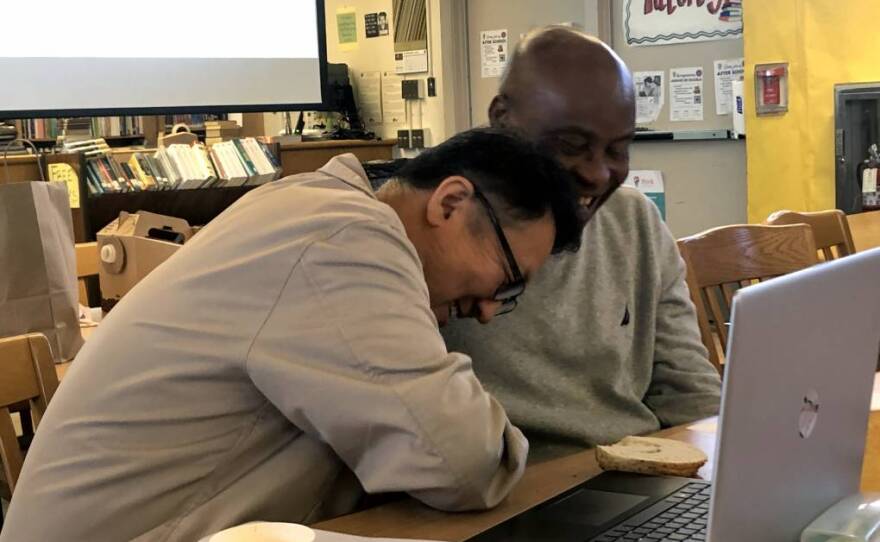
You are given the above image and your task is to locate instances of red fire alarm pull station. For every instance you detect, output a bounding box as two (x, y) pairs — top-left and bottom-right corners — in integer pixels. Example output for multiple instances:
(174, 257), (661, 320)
(755, 63), (789, 115)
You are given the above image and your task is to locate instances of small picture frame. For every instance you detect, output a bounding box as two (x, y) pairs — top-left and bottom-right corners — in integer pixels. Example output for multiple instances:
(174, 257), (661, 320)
(754, 62), (789, 115)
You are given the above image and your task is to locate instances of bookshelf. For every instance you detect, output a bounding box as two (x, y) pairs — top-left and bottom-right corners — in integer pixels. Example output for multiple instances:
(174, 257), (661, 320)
(6, 116), (162, 148)
(3, 138), (397, 244)
(27, 134), (146, 150)
(41, 146), (278, 242)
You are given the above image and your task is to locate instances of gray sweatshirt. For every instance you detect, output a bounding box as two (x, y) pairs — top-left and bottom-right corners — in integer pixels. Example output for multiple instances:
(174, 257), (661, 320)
(442, 187), (722, 461)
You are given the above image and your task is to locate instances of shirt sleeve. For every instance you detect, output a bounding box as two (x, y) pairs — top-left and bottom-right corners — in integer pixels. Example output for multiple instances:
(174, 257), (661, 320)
(245, 218), (528, 511)
(643, 211), (723, 427)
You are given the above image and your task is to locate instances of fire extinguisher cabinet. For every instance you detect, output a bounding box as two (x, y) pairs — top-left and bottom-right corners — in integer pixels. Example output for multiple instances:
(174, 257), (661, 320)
(834, 82), (880, 214)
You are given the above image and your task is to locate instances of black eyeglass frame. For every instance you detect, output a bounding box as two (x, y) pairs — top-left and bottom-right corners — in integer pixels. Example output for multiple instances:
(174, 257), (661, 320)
(472, 189), (526, 315)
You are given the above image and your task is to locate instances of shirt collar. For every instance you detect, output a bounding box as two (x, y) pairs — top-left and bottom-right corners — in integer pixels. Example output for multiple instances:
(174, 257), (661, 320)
(317, 153), (376, 199)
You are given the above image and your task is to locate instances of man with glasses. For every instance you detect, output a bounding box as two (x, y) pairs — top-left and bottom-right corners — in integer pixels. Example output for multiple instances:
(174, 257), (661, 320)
(470, 188), (525, 316)
(443, 27), (722, 461)
(3, 129), (584, 542)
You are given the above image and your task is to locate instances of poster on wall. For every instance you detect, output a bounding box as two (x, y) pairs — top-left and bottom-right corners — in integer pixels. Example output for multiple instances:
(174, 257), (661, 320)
(634, 70), (665, 125)
(624, 170), (666, 219)
(480, 29), (509, 78)
(713, 58), (744, 115)
(364, 12), (389, 38)
(670, 67), (704, 122)
(624, 0), (742, 47)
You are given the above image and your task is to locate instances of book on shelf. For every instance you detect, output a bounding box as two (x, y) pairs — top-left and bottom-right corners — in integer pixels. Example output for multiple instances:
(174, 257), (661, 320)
(15, 117), (143, 140)
(164, 114), (227, 130)
(91, 116), (143, 137)
(79, 137), (282, 196)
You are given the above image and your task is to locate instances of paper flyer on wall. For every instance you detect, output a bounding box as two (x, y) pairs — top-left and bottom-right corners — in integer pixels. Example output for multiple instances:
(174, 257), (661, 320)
(670, 67), (704, 122)
(336, 8), (358, 51)
(356, 71), (383, 125)
(623, 170), (665, 219)
(480, 29), (509, 78)
(634, 70), (664, 125)
(713, 58), (744, 115)
(394, 49), (428, 74)
(381, 72), (406, 125)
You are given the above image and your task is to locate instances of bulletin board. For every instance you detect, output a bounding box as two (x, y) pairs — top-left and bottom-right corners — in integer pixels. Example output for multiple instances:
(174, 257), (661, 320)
(611, 0), (744, 133)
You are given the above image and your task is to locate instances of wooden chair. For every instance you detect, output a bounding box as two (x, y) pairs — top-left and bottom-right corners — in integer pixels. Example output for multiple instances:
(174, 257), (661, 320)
(766, 209), (856, 261)
(75, 241), (99, 306)
(848, 210), (880, 252)
(677, 224), (819, 373)
(0, 333), (58, 503)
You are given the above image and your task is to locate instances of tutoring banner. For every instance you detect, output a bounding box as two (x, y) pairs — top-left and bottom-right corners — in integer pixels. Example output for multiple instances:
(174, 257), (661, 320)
(624, 0), (742, 47)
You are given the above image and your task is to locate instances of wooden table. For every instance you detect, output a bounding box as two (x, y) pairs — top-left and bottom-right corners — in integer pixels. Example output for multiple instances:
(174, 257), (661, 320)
(314, 375), (880, 541)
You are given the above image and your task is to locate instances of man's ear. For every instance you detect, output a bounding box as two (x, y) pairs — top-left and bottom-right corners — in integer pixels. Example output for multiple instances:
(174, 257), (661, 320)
(425, 176), (475, 227)
(488, 94), (510, 128)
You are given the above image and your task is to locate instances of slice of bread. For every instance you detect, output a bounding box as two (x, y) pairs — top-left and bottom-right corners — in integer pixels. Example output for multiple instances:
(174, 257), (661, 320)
(596, 436), (707, 477)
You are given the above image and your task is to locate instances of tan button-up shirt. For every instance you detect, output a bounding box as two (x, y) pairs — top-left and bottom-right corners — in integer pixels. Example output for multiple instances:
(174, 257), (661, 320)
(2, 154), (528, 542)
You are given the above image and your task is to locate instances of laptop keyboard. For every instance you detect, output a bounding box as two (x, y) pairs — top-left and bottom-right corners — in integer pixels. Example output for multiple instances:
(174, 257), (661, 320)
(589, 482), (710, 541)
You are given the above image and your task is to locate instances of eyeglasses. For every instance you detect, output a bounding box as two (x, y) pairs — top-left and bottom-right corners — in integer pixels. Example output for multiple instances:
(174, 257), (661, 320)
(472, 189), (526, 316)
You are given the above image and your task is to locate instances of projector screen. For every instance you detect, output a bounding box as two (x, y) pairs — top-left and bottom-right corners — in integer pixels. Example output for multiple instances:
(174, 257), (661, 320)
(0, 0), (327, 118)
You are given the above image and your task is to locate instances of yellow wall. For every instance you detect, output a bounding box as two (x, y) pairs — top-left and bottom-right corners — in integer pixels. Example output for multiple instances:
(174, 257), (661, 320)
(744, 1), (880, 222)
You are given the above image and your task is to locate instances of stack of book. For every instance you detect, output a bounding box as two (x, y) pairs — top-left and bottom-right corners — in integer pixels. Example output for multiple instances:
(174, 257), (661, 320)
(127, 152), (174, 191)
(69, 139), (157, 194)
(154, 144), (219, 189)
(204, 120), (241, 146)
(80, 137), (282, 195)
(0, 121), (16, 144)
(208, 138), (281, 186)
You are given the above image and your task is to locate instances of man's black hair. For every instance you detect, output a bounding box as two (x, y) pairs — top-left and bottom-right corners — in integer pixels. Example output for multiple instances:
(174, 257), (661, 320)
(395, 128), (583, 253)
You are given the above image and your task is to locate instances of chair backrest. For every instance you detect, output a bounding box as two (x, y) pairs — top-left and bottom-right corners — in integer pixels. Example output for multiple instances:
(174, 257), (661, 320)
(765, 209), (856, 261)
(848, 210), (880, 252)
(0, 333), (58, 493)
(75, 241), (99, 306)
(677, 224), (819, 373)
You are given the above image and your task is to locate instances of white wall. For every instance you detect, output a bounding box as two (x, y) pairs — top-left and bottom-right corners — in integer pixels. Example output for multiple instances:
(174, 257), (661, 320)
(314, 0), (448, 155)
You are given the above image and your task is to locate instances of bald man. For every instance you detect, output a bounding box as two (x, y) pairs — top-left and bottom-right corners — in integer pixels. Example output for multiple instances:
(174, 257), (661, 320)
(443, 27), (721, 461)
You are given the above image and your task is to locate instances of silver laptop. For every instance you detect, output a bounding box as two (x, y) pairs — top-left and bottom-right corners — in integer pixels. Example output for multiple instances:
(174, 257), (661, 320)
(470, 247), (880, 542)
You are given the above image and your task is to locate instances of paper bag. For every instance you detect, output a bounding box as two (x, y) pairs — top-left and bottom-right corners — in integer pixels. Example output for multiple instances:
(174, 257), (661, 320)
(0, 181), (83, 362)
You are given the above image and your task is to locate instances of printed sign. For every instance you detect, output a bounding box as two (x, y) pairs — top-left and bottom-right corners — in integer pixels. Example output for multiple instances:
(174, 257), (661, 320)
(670, 66), (704, 122)
(624, 170), (666, 219)
(713, 58), (744, 115)
(481, 29), (509, 78)
(48, 163), (80, 208)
